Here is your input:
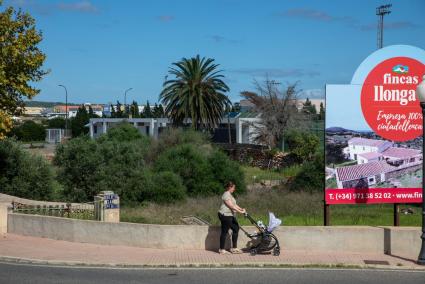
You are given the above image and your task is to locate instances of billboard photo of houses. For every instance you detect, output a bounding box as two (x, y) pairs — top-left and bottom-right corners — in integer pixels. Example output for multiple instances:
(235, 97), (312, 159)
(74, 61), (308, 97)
(325, 84), (423, 204)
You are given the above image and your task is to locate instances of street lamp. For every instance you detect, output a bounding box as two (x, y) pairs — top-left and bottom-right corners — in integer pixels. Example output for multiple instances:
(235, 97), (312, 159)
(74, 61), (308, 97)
(124, 88), (133, 114)
(416, 75), (425, 265)
(58, 84), (68, 134)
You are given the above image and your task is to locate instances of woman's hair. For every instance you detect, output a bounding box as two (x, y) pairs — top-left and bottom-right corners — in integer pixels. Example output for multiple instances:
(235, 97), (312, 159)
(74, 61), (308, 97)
(225, 181), (235, 190)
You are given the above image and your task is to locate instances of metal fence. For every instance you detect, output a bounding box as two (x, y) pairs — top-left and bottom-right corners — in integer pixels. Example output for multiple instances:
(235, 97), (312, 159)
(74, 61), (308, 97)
(11, 202), (95, 220)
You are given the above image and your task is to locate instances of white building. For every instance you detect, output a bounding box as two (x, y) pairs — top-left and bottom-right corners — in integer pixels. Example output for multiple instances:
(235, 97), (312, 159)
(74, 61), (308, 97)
(85, 116), (264, 145)
(344, 137), (392, 161)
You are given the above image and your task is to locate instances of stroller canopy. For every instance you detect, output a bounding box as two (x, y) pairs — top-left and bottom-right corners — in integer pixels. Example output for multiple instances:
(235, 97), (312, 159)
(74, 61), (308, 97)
(267, 212), (281, 233)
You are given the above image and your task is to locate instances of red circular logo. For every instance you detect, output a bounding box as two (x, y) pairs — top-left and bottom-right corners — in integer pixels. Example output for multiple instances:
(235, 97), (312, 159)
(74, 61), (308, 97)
(361, 57), (425, 142)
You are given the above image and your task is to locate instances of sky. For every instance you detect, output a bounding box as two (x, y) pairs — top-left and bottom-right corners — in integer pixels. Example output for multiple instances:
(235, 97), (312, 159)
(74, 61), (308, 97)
(3, 0), (425, 105)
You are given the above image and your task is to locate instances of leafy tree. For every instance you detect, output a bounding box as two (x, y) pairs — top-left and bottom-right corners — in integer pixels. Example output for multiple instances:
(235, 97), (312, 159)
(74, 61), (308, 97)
(47, 117), (66, 129)
(0, 3), (48, 137)
(284, 130), (319, 162)
(9, 120), (45, 142)
(0, 139), (57, 200)
(160, 55), (231, 130)
(0, 111), (12, 140)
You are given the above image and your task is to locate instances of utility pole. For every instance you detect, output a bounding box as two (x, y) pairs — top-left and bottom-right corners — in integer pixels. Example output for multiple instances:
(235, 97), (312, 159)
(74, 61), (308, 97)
(376, 4), (392, 49)
(58, 85), (68, 135)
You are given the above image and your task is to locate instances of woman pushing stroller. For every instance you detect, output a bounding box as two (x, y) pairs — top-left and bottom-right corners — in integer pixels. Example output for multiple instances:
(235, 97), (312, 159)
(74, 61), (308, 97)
(217, 181), (282, 256)
(217, 181), (245, 255)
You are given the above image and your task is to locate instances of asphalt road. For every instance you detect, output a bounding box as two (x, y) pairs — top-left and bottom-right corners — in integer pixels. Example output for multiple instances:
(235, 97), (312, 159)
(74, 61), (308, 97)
(0, 262), (424, 284)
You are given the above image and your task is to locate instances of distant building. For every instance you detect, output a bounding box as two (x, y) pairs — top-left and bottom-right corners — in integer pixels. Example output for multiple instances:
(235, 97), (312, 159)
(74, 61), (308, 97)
(85, 115), (263, 145)
(54, 103), (103, 118)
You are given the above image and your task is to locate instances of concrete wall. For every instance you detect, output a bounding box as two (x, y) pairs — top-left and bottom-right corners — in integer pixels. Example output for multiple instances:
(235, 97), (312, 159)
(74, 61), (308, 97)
(8, 213), (422, 259)
(382, 226), (422, 260)
(0, 203), (10, 235)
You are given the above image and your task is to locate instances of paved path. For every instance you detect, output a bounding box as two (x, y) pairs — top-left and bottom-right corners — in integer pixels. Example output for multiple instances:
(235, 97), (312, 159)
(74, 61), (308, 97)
(0, 234), (424, 270)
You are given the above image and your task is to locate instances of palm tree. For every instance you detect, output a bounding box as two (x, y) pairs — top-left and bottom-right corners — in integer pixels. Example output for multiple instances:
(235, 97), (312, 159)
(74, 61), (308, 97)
(160, 55), (231, 130)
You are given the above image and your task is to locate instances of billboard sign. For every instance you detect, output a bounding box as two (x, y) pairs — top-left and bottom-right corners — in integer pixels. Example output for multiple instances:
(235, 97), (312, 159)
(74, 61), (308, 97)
(325, 45), (425, 204)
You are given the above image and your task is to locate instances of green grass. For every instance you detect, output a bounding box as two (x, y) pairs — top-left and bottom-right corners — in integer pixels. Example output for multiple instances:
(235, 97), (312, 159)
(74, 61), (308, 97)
(120, 186), (421, 226)
(241, 165), (302, 185)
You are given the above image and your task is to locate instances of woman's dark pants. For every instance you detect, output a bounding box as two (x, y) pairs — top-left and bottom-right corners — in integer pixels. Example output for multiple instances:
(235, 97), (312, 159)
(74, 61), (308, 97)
(218, 213), (239, 250)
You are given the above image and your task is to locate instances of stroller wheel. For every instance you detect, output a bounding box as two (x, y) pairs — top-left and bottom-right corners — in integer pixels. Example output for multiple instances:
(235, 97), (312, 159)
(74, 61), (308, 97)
(273, 247), (280, 256)
(250, 249), (257, 256)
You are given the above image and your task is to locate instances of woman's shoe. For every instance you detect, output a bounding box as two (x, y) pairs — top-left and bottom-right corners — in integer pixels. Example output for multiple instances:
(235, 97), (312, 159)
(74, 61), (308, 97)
(230, 248), (243, 254)
(218, 249), (230, 255)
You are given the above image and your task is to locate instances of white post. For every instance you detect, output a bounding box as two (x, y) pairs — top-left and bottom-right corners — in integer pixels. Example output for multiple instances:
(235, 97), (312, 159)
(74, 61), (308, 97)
(236, 118), (243, 144)
(103, 121), (107, 134)
(89, 123), (94, 138)
(149, 119), (155, 137)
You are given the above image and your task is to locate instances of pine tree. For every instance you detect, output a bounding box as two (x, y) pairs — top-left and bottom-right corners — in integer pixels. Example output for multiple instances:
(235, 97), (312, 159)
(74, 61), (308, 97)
(110, 104), (116, 118)
(116, 101), (123, 118)
(130, 101), (139, 118)
(153, 103), (159, 118)
(158, 104), (165, 118)
(319, 102), (325, 120)
(302, 98), (317, 115)
(143, 101), (153, 118)
(71, 105), (89, 137)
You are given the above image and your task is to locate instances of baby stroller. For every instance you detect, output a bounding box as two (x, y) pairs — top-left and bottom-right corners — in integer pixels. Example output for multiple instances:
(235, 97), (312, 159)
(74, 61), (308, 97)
(240, 212), (281, 256)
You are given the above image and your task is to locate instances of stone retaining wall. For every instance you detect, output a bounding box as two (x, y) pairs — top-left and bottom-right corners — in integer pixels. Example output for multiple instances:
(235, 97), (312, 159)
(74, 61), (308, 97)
(7, 213), (422, 260)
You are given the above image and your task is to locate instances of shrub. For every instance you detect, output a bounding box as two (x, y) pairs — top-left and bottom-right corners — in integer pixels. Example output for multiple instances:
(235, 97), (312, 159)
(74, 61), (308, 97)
(149, 171), (186, 203)
(54, 136), (100, 202)
(284, 130), (319, 162)
(147, 128), (210, 164)
(154, 144), (219, 196)
(290, 152), (324, 192)
(54, 124), (151, 202)
(208, 149), (246, 195)
(0, 139), (57, 200)
(10, 120), (45, 142)
(46, 117), (66, 129)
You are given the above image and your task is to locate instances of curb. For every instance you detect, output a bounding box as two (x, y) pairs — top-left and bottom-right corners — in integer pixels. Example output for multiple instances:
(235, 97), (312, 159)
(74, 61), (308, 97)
(1, 256), (425, 271)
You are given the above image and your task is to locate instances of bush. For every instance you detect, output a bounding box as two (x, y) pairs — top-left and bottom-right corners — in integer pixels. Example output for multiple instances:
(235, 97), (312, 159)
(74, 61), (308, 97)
(290, 152), (324, 192)
(208, 150), (246, 195)
(10, 120), (45, 142)
(147, 128), (210, 164)
(149, 171), (186, 203)
(99, 122), (149, 143)
(0, 139), (57, 200)
(154, 144), (219, 196)
(46, 117), (66, 129)
(284, 130), (319, 162)
(55, 132), (150, 203)
(54, 136), (100, 202)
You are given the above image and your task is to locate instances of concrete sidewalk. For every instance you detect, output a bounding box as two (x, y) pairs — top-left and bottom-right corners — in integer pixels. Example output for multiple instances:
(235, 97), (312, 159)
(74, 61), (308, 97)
(0, 234), (424, 270)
